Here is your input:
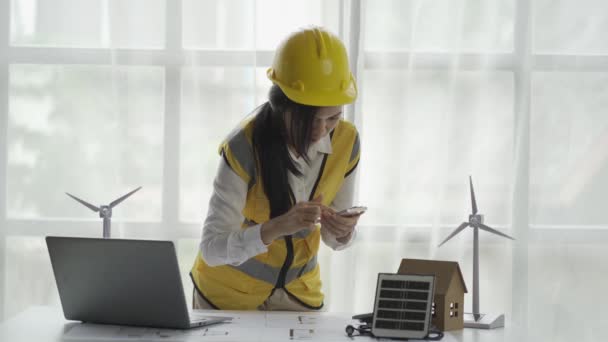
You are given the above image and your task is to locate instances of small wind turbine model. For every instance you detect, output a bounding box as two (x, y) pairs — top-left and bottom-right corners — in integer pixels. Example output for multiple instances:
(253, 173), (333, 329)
(66, 187), (142, 238)
(438, 176), (514, 329)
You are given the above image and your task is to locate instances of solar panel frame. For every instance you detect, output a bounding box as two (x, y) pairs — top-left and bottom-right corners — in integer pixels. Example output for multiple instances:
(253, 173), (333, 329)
(371, 273), (436, 339)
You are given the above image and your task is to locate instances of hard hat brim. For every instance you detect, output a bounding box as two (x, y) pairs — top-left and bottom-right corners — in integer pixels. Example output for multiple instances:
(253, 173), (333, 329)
(270, 76), (358, 107)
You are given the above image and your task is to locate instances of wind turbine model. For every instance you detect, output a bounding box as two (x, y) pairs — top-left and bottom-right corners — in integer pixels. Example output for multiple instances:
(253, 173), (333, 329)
(438, 176), (514, 329)
(66, 186), (142, 238)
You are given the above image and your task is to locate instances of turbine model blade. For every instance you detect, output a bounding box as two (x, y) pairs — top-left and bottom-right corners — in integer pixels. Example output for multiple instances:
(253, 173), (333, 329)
(109, 186), (142, 208)
(477, 223), (516, 241)
(66, 193), (100, 212)
(438, 222), (470, 247)
(469, 175), (478, 215)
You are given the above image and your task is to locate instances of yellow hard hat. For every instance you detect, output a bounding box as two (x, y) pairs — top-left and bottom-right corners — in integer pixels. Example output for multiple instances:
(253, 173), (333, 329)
(267, 26), (357, 107)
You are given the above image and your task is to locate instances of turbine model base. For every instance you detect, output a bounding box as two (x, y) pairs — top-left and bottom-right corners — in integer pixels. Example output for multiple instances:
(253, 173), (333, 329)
(463, 313), (504, 329)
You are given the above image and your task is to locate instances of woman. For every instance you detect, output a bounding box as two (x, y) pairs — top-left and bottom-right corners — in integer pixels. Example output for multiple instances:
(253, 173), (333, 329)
(190, 26), (363, 311)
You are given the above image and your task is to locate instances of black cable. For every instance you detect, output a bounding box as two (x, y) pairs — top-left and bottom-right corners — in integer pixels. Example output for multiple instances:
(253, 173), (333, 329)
(345, 324), (444, 341)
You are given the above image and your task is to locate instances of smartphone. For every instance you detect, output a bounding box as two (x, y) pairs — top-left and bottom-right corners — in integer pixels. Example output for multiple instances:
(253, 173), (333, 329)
(337, 206), (367, 217)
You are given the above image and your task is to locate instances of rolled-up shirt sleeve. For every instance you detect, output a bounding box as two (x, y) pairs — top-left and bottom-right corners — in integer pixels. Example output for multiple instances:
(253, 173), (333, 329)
(200, 159), (268, 266)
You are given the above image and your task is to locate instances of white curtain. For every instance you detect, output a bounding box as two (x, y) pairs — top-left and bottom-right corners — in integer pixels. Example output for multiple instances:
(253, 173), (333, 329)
(2, 0), (608, 340)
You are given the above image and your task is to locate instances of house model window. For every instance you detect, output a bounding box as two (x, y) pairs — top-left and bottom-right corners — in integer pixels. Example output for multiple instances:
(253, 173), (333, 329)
(398, 259), (468, 331)
(449, 302), (460, 318)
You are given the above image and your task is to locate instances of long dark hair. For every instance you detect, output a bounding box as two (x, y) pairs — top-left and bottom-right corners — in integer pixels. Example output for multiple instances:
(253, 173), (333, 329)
(252, 84), (318, 219)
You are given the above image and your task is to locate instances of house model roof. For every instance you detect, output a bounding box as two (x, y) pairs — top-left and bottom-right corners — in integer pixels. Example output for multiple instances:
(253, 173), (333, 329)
(397, 259), (468, 295)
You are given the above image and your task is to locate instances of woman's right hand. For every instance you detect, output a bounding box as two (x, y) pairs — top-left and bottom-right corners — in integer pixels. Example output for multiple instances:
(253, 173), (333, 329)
(260, 201), (322, 245)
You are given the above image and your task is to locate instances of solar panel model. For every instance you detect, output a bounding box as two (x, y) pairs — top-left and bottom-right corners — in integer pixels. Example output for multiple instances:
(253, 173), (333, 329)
(372, 273), (436, 339)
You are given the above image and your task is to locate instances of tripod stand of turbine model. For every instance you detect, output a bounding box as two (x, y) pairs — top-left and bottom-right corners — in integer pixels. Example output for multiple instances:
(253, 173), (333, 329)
(438, 177), (515, 329)
(66, 187), (142, 238)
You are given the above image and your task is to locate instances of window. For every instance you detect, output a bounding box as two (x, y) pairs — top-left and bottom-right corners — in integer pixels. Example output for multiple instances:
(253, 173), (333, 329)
(11, 0), (166, 48)
(8, 65), (164, 220)
(360, 0), (515, 228)
(1, 0), (344, 319)
(3, 0), (608, 328)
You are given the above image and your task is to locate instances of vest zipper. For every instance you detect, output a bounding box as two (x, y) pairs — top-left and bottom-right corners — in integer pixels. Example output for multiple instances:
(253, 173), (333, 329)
(274, 131), (333, 291)
(275, 235), (294, 288)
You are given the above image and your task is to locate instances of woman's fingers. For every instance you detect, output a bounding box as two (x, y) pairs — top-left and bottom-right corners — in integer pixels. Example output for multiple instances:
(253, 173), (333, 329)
(321, 216), (352, 237)
(297, 200), (331, 213)
(324, 211), (359, 226)
(300, 207), (321, 222)
(298, 212), (320, 225)
(324, 222), (350, 238)
(334, 213), (361, 225)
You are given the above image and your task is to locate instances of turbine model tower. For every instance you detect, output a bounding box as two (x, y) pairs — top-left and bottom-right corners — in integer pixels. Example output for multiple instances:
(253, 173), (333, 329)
(438, 176), (514, 329)
(66, 187), (142, 238)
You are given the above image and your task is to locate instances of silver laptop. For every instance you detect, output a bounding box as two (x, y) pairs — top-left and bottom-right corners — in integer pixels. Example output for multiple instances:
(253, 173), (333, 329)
(46, 236), (231, 329)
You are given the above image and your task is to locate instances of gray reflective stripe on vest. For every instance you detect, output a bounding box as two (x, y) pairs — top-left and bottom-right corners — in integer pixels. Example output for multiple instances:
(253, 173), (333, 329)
(285, 255), (318, 285)
(227, 129), (256, 188)
(228, 255), (318, 286)
(350, 133), (360, 163)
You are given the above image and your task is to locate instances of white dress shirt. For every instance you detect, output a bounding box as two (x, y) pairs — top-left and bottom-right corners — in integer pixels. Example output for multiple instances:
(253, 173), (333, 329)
(200, 133), (358, 267)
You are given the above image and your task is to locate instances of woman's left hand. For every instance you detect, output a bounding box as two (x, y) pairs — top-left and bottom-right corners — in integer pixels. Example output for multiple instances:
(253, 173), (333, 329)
(320, 207), (362, 242)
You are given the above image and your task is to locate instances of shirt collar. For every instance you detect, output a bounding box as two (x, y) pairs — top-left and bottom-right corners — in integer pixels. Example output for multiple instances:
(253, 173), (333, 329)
(289, 133), (333, 161)
(311, 132), (333, 155)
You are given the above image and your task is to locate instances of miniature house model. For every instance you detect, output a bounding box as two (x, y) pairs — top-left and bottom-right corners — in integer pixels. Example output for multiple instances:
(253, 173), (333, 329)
(398, 259), (468, 331)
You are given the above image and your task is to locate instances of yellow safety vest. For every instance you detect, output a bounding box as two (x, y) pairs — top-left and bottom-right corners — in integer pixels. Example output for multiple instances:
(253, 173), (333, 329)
(190, 118), (360, 310)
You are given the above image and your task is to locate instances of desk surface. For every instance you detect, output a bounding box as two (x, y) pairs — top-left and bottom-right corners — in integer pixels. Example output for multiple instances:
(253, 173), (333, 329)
(0, 306), (519, 342)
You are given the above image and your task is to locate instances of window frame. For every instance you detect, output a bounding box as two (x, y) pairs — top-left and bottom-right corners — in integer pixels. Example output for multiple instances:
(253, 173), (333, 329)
(1, 0), (10, 322)
(3, 0), (608, 320)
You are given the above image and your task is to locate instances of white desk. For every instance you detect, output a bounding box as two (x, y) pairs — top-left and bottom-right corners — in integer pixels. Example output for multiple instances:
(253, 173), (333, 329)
(0, 306), (518, 342)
